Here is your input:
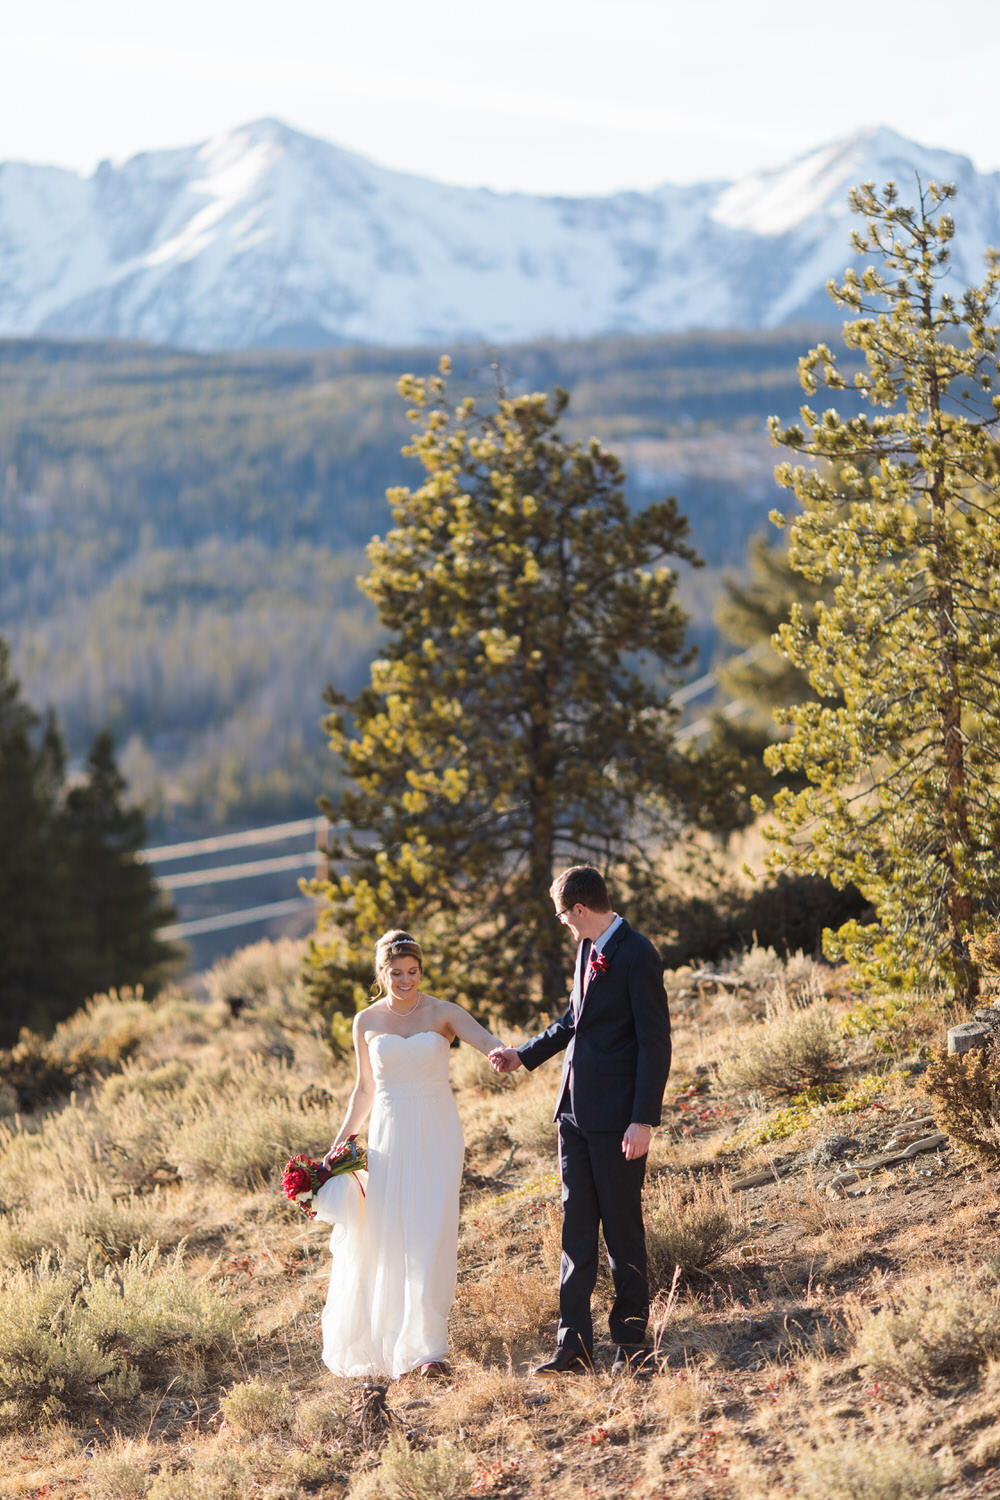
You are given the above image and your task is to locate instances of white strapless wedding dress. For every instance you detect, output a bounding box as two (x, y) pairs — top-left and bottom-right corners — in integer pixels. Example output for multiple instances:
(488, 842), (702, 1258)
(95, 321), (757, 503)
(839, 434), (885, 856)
(319, 1030), (464, 1379)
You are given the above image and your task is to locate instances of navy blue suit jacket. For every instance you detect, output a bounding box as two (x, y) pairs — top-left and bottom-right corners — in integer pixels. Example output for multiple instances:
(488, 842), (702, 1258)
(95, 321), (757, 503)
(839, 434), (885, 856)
(516, 920), (671, 1132)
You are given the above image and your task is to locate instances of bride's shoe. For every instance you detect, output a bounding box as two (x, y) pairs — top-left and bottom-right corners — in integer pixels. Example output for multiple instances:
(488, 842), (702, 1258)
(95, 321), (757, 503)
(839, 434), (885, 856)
(419, 1360), (449, 1379)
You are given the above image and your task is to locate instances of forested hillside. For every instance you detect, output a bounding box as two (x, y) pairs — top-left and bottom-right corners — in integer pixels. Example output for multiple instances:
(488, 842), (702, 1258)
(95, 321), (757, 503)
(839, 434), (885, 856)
(0, 329), (856, 828)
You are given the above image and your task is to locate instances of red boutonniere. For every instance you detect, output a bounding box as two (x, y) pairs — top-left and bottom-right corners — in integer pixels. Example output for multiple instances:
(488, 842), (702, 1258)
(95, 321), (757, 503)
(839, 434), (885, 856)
(588, 950), (610, 976)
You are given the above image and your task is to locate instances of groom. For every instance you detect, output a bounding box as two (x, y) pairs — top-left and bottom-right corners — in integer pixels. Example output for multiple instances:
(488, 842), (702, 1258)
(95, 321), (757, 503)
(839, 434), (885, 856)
(490, 865), (671, 1375)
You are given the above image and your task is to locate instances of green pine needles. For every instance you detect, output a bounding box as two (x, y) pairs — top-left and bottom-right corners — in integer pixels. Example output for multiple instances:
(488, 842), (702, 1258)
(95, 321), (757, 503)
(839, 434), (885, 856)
(764, 180), (1000, 1005)
(306, 360), (700, 1030)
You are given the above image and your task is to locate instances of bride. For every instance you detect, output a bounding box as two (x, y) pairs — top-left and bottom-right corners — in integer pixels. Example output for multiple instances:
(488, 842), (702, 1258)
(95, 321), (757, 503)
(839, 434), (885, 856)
(319, 929), (507, 1380)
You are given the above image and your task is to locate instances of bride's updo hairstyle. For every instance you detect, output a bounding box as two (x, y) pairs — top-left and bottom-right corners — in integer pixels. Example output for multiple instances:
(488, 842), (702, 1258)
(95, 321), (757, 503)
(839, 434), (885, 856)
(372, 929), (423, 999)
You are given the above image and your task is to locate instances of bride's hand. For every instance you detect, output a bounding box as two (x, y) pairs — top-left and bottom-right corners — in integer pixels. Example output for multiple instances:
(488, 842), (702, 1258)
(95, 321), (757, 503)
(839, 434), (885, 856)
(489, 1046), (522, 1074)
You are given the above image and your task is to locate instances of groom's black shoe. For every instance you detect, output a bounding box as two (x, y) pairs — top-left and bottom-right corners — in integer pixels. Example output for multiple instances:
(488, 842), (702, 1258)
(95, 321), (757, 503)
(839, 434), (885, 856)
(533, 1346), (591, 1376)
(612, 1344), (654, 1375)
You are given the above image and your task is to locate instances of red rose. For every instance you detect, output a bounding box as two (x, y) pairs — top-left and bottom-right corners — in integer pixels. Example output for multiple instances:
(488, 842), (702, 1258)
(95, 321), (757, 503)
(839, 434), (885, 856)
(282, 1164), (314, 1200)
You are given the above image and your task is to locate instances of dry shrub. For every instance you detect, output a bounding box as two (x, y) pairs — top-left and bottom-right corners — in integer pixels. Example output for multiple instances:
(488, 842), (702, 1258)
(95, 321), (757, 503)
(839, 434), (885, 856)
(855, 1276), (1000, 1388)
(792, 1432), (949, 1499)
(450, 1042), (511, 1095)
(170, 1086), (332, 1186)
(926, 1043), (1000, 1164)
(295, 1394), (348, 1443)
(444, 1366), (529, 1429)
(719, 1000), (840, 1096)
(0, 1243), (243, 1428)
(0, 1259), (139, 1428)
(100, 1060), (191, 1105)
(205, 937), (310, 1016)
(504, 1089), (558, 1159)
(347, 1436), (474, 1500)
(0, 990), (169, 1115)
(0, 1088), (182, 1204)
(89, 1444), (155, 1499)
(0, 1182), (168, 1270)
(83, 1245), (241, 1391)
(47, 990), (163, 1068)
(452, 1256), (557, 1365)
(147, 1455), (244, 1500)
(220, 1377), (294, 1439)
(645, 1173), (748, 1286)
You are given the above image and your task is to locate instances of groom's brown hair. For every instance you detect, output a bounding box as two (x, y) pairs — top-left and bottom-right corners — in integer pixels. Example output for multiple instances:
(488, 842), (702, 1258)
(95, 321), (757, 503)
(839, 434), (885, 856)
(551, 865), (611, 913)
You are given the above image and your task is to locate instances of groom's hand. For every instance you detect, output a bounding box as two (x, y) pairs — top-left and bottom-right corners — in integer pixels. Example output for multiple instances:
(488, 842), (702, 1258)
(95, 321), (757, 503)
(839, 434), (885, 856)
(489, 1046), (522, 1074)
(622, 1124), (652, 1161)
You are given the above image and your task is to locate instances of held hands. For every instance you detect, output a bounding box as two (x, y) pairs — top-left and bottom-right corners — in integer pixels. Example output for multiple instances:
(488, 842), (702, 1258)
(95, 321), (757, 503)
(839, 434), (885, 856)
(621, 1123), (652, 1161)
(488, 1046), (522, 1074)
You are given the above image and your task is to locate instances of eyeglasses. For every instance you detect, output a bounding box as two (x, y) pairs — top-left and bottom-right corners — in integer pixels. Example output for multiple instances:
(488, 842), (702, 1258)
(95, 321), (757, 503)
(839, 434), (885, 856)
(555, 905), (577, 921)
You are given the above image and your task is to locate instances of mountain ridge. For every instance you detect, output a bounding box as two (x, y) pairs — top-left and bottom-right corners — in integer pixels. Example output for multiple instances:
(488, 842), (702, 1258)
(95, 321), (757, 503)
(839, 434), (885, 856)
(1, 119), (997, 350)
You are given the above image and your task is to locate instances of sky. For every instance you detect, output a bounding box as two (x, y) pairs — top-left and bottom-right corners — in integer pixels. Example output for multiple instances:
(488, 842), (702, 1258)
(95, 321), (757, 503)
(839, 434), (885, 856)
(4, 0), (1000, 196)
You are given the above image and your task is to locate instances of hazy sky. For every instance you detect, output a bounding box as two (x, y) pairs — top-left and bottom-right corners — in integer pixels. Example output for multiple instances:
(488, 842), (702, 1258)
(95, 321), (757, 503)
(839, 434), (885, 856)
(4, 0), (1000, 194)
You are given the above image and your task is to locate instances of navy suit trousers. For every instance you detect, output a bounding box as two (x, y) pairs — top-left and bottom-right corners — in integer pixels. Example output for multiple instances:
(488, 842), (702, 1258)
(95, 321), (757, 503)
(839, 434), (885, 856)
(556, 1111), (649, 1355)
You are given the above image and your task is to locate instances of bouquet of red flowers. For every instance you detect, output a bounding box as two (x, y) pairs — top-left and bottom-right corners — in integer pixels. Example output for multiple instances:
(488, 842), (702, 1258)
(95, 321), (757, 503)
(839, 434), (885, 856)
(282, 1138), (367, 1219)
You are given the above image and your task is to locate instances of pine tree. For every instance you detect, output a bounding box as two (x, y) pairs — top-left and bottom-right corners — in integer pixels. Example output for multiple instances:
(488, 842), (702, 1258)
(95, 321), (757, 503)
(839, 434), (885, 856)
(0, 641), (76, 1037)
(0, 642), (179, 1043)
(62, 730), (179, 999)
(764, 180), (1000, 1005)
(306, 362), (700, 1028)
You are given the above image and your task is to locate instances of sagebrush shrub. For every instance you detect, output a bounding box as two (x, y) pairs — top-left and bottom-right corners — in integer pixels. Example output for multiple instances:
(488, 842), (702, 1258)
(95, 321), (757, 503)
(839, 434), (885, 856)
(719, 1001), (840, 1096)
(100, 1060), (190, 1106)
(220, 1376), (294, 1439)
(450, 1041), (511, 1095)
(0, 1241), (243, 1428)
(855, 1277), (1000, 1388)
(347, 1437), (474, 1500)
(0, 1184), (164, 1270)
(926, 1043), (1000, 1164)
(47, 990), (159, 1070)
(645, 1175), (748, 1286)
(147, 1455), (244, 1500)
(83, 1246), (241, 1388)
(505, 1089), (557, 1159)
(0, 1260), (138, 1428)
(170, 1090), (331, 1185)
(793, 1433), (947, 1499)
(295, 1394), (347, 1443)
(88, 1450), (153, 1500)
(206, 937), (308, 1012)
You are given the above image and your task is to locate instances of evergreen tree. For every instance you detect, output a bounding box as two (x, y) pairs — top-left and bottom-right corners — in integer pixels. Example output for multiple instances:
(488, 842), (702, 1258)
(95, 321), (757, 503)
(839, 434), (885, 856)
(62, 730), (179, 999)
(764, 181), (1000, 1005)
(306, 362), (700, 1028)
(0, 641), (179, 1043)
(0, 641), (76, 1037)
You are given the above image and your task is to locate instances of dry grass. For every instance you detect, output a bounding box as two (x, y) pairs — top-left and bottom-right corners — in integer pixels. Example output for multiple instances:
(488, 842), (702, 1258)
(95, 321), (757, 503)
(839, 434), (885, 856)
(5, 938), (1000, 1498)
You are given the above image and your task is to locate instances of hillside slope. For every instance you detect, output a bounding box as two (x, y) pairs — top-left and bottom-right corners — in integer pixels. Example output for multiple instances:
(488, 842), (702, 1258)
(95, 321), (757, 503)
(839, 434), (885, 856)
(0, 942), (994, 1497)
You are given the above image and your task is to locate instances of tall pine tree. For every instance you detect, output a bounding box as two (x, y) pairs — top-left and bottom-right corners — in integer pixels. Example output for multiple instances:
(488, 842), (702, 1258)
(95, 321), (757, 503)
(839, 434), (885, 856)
(765, 181), (1000, 1005)
(306, 363), (700, 1029)
(0, 641), (179, 1042)
(62, 730), (178, 1000)
(0, 641), (75, 1036)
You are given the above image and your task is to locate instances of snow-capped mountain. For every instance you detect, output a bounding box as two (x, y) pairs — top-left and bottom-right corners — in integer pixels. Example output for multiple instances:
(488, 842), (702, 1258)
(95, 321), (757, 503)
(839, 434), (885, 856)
(1, 121), (997, 351)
